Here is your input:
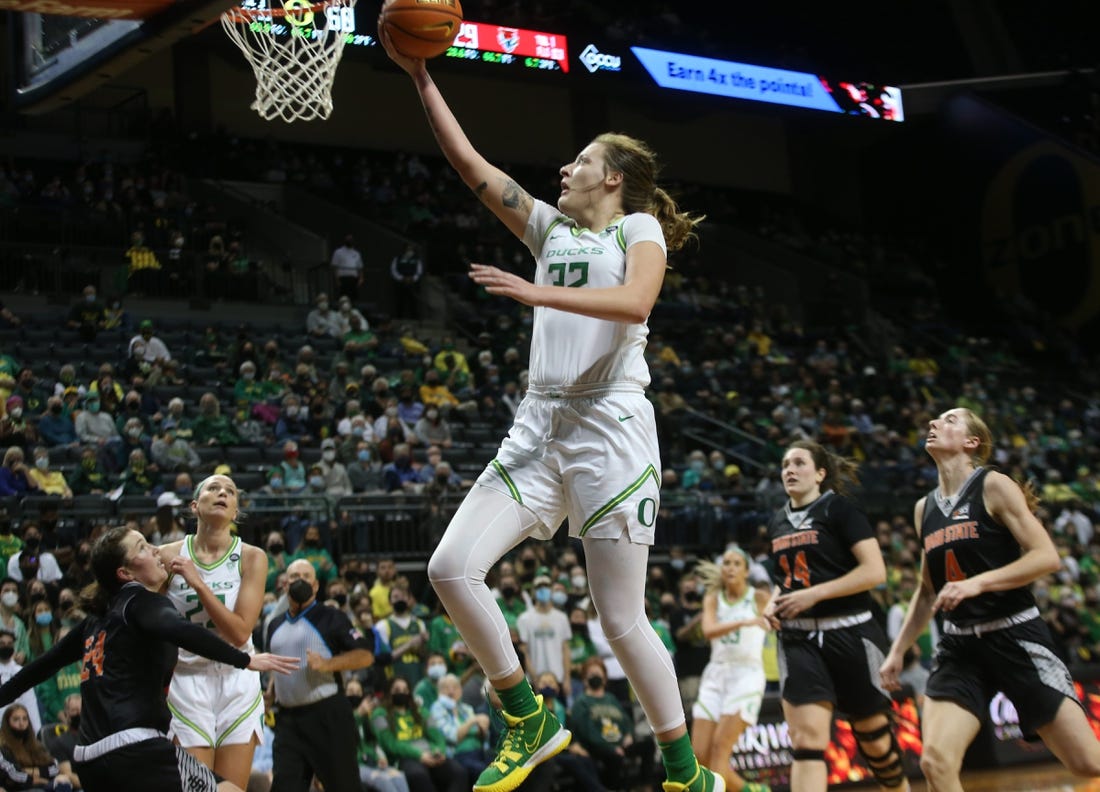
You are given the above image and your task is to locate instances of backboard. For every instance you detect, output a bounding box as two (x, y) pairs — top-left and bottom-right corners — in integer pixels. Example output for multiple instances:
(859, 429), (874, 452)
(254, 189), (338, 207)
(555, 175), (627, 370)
(3, 0), (237, 113)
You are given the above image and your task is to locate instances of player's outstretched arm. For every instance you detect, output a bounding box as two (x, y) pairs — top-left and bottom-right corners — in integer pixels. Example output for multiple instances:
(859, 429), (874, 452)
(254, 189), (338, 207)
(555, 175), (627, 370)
(378, 26), (533, 240)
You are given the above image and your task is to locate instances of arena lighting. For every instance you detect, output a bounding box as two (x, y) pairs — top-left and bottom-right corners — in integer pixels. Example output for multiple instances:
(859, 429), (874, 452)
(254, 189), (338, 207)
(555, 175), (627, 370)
(631, 46), (904, 121)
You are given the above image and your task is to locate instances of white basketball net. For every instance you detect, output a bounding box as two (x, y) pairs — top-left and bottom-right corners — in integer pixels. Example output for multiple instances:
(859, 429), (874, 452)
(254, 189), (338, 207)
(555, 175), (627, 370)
(221, 0), (357, 123)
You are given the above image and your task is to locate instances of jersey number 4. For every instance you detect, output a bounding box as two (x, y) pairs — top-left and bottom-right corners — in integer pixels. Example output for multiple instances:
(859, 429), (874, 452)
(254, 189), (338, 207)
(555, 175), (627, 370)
(779, 551), (811, 589)
(944, 549), (967, 582)
(81, 631), (106, 681)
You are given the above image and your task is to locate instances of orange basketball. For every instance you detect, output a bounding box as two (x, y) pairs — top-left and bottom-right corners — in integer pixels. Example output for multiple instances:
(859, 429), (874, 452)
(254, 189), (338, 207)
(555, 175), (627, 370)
(380, 0), (463, 60)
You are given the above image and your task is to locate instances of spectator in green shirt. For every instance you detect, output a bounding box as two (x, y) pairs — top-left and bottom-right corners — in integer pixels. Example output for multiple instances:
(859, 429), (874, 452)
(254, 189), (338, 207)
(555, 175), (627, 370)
(494, 572), (526, 632)
(233, 360), (282, 413)
(67, 446), (110, 495)
(428, 610), (471, 675)
(119, 448), (159, 495)
(568, 657), (654, 790)
(346, 678), (409, 792)
(290, 524), (335, 586)
(372, 676), (466, 792)
(191, 392), (240, 446)
(0, 527), (22, 573)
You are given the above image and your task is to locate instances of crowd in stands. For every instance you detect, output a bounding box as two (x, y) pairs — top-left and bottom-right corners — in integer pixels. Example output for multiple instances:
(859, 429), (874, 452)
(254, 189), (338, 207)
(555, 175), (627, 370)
(2, 73), (1100, 786)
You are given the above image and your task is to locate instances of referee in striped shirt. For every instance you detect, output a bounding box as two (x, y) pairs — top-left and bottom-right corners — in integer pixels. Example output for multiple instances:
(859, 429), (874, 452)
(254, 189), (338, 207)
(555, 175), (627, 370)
(267, 559), (374, 792)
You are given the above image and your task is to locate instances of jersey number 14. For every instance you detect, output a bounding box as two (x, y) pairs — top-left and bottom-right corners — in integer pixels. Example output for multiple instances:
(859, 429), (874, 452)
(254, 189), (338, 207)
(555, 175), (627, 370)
(779, 551), (811, 589)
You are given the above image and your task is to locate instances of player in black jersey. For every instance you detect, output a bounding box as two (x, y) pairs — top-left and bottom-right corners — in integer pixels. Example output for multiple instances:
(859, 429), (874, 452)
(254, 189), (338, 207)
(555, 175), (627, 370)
(0, 526), (298, 792)
(881, 407), (1100, 791)
(762, 440), (909, 792)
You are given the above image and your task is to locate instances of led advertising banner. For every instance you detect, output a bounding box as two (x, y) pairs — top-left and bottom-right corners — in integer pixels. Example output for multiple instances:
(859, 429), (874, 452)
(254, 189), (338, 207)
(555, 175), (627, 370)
(729, 694), (923, 788)
(446, 20), (569, 72)
(630, 46), (903, 121)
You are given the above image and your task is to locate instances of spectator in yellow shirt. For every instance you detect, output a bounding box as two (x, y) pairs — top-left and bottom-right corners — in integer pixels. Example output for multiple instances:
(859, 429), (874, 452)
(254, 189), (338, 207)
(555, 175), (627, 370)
(27, 447), (71, 499)
(370, 557), (397, 621)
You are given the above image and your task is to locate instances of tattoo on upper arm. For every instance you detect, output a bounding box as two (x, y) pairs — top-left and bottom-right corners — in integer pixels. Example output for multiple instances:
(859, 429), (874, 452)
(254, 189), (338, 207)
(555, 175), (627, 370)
(502, 180), (531, 211)
(474, 181), (488, 201)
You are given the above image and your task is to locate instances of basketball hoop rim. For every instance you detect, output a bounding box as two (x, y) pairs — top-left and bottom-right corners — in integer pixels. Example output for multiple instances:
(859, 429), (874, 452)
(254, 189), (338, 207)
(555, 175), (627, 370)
(222, 2), (333, 25)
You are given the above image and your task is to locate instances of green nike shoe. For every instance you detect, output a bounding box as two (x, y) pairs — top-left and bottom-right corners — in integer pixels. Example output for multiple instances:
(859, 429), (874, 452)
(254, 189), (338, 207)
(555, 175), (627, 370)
(661, 762), (726, 792)
(474, 695), (571, 792)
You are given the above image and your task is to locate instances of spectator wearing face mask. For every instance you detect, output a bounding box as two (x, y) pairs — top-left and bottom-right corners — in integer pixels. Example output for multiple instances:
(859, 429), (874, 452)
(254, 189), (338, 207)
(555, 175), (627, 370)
(7, 526), (62, 585)
(413, 408), (452, 449)
(276, 396), (313, 446)
(0, 396), (37, 454)
(0, 585), (28, 665)
(0, 703), (62, 791)
(25, 597), (56, 662)
(261, 466), (289, 502)
(290, 525), (335, 587)
(304, 464), (328, 497)
(0, 634), (41, 736)
(26, 448), (71, 499)
(149, 425), (200, 472)
(567, 657), (653, 791)
(530, 672), (607, 791)
(382, 444), (421, 494)
(427, 672), (490, 786)
(319, 438), (352, 496)
(264, 531), (290, 593)
(516, 573), (572, 694)
(115, 415), (152, 471)
(306, 293), (344, 338)
(669, 573), (709, 717)
(377, 587), (428, 688)
(346, 441), (384, 494)
(66, 447), (108, 496)
(373, 676), (464, 792)
(279, 440), (308, 494)
(128, 319), (171, 369)
(72, 394), (118, 471)
(66, 285), (105, 342)
(346, 679), (408, 792)
(493, 572), (527, 633)
(415, 652), (449, 711)
(118, 448), (160, 496)
(35, 399), (77, 450)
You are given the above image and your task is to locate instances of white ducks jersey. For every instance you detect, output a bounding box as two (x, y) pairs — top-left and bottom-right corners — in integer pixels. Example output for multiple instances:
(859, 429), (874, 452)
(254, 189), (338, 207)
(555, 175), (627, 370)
(710, 588), (766, 667)
(523, 200), (667, 392)
(166, 535), (254, 666)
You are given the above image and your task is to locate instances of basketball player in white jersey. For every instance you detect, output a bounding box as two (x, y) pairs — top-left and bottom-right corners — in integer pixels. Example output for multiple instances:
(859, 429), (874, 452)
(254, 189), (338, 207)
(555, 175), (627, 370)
(160, 474), (268, 789)
(380, 28), (720, 792)
(692, 548), (771, 792)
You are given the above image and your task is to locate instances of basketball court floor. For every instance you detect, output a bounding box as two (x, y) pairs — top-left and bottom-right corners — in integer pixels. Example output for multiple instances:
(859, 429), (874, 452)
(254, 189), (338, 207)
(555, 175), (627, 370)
(911, 764), (1100, 791)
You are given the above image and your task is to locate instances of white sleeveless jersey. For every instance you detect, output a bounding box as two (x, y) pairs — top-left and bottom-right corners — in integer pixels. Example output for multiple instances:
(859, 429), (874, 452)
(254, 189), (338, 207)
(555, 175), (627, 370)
(710, 588), (766, 667)
(522, 200), (667, 391)
(166, 535), (254, 666)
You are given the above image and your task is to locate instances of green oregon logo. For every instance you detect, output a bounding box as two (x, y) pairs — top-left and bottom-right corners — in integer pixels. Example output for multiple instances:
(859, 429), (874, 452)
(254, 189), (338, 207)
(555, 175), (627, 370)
(282, 0), (315, 27)
(981, 140), (1100, 330)
(637, 498), (656, 527)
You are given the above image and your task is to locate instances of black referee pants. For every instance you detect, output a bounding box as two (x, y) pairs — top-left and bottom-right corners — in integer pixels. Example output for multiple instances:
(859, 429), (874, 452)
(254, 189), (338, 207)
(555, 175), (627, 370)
(271, 695), (360, 792)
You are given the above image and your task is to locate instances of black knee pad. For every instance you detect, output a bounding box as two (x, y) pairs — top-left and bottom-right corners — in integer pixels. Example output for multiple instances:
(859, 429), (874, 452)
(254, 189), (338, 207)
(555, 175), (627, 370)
(854, 717), (906, 788)
(791, 748), (826, 762)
